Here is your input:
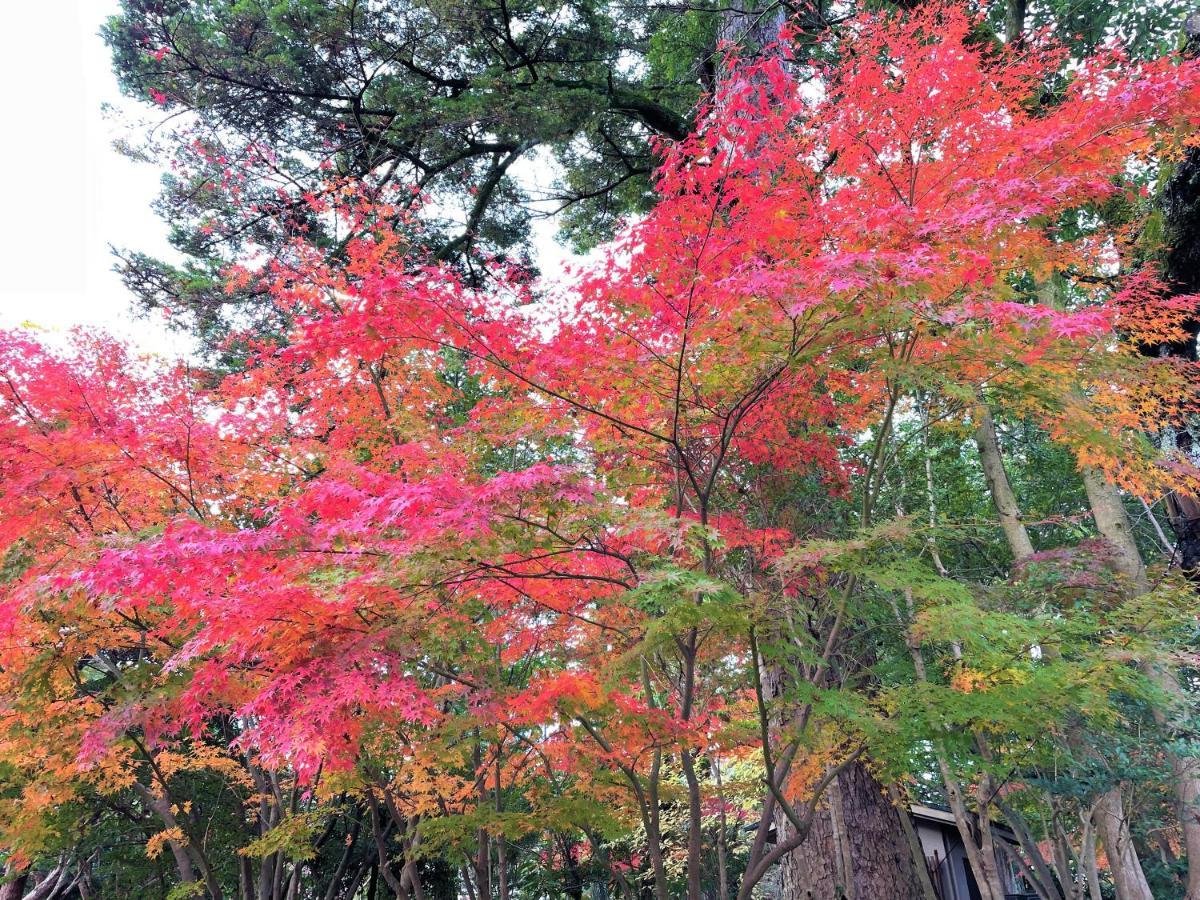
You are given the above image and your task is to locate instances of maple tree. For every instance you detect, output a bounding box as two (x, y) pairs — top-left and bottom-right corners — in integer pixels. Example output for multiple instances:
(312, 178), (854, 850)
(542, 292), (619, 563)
(5, 3), (1200, 899)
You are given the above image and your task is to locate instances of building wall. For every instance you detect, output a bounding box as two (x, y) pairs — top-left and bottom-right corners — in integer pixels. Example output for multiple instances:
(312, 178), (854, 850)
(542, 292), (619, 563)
(913, 816), (1023, 900)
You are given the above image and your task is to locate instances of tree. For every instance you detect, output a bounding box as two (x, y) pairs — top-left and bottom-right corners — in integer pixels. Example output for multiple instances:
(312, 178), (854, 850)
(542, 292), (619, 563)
(103, 0), (1191, 360)
(4, 3), (1200, 898)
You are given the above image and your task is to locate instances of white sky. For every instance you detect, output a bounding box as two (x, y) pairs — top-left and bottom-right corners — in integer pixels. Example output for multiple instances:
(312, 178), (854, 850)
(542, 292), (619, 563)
(0, 3), (578, 359)
(0, 1), (192, 355)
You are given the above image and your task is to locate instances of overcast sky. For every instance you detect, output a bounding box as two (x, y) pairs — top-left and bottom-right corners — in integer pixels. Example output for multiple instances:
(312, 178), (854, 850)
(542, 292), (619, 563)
(0, 3), (579, 359)
(0, 1), (196, 354)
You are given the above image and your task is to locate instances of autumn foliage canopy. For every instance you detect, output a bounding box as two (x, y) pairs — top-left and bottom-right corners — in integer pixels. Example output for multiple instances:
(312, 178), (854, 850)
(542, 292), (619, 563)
(4, 4), (1200, 899)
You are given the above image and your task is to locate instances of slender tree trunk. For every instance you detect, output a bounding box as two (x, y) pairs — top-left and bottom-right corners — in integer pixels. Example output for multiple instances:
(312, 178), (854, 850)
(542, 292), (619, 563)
(993, 797), (1066, 900)
(1079, 470), (1156, 900)
(271, 852), (285, 900)
(131, 781), (201, 889)
(898, 595), (1008, 900)
(1080, 469), (1148, 591)
(473, 737), (490, 900)
(239, 856), (255, 900)
(630, 656), (670, 900)
(645, 747), (670, 900)
(1156, 667), (1200, 900)
(1082, 467), (1200, 899)
(1154, 71), (1200, 891)
(974, 421), (1153, 898)
(973, 773), (1009, 900)
(974, 405), (1035, 561)
(366, 793), (409, 900)
(1082, 812), (1104, 900)
(367, 860), (379, 900)
(460, 864), (477, 900)
(21, 864), (76, 900)
(1091, 788), (1154, 900)
(973, 417), (1154, 897)
(322, 818), (360, 900)
(680, 746), (704, 900)
(495, 755), (508, 900)
(401, 853), (425, 900)
(715, 754), (731, 900)
(889, 784), (941, 900)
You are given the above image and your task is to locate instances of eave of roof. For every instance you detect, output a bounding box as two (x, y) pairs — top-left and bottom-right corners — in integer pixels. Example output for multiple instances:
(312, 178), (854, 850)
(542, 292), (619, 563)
(911, 804), (1018, 842)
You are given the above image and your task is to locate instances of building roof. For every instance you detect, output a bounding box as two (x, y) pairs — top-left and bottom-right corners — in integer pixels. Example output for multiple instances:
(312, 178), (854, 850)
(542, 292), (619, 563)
(911, 804), (1018, 843)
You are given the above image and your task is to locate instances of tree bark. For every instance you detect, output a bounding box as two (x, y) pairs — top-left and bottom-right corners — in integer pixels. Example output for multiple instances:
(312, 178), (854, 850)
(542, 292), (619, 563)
(1079, 807), (1104, 900)
(974, 405), (1035, 562)
(1091, 788), (1154, 900)
(899, 595), (1008, 900)
(889, 784), (941, 900)
(777, 759), (927, 900)
(1004, 0), (1028, 44)
(0, 869), (28, 900)
(495, 755), (509, 900)
(715, 754), (731, 900)
(1080, 469), (1148, 592)
(131, 781), (200, 889)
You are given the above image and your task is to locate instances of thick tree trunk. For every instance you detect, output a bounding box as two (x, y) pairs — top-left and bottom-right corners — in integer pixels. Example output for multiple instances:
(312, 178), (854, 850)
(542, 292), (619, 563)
(1004, 0), (1028, 43)
(0, 869), (28, 900)
(776, 759), (926, 900)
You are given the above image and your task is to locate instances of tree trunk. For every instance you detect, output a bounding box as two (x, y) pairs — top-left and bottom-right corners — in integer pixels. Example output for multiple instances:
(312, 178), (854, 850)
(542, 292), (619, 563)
(680, 746), (704, 900)
(1157, 55), (1200, 893)
(973, 405), (1035, 562)
(1160, 128), (1200, 578)
(1080, 469), (1148, 592)
(912, 642), (1007, 900)
(131, 781), (200, 889)
(975, 415), (1155, 898)
(715, 755), (732, 900)
(496, 755), (509, 900)
(1082, 467), (1200, 899)
(0, 869), (28, 900)
(1004, 0), (1027, 44)
(1091, 789), (1154, 900)
(1157, 665), (1200, 900)
(889, 784), (941, 900)
(777, 759), (926, 900)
